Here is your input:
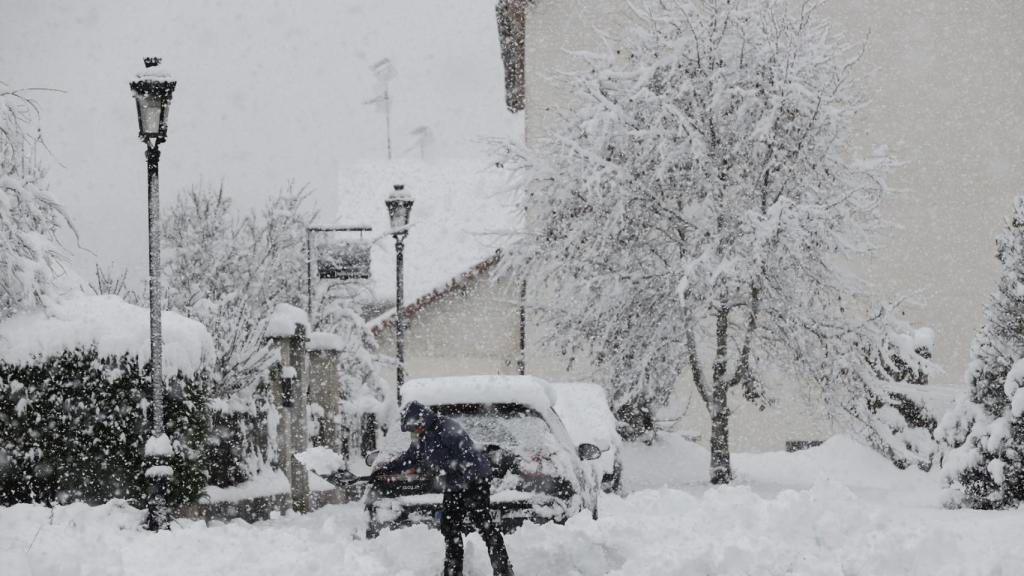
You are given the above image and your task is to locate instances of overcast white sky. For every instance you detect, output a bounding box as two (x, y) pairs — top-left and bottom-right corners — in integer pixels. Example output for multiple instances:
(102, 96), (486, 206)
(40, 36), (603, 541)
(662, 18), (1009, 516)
(0, 0), (511, 284)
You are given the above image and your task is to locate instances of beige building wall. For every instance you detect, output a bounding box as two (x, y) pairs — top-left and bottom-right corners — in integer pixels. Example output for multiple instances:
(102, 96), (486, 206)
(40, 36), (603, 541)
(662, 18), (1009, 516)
(375, 268), (522, 386)
(377, 267), (833, 451)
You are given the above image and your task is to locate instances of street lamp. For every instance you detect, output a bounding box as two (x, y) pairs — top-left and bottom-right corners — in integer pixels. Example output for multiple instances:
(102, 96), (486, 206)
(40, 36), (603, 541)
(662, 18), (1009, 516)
(386, 184), (413, 402)
(130, 57), (176, 531)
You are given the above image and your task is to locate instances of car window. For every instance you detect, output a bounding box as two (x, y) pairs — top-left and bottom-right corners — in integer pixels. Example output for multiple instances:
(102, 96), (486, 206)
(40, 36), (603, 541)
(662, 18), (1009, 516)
(454, 413), (552, 451)
(434, 403), (555, 453)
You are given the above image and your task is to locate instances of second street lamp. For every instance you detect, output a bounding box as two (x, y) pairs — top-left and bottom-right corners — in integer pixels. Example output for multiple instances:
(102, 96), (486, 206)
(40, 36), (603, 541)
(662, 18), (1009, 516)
(130, 56), (176, 531)
(386, 184), (413, 403)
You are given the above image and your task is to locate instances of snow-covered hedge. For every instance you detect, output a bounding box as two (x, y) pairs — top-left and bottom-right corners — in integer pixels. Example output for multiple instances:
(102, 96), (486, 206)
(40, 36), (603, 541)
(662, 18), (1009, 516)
(206, 384), (276, 488)
(937, 196), (1024, 508)
(0, 295), (213, 507)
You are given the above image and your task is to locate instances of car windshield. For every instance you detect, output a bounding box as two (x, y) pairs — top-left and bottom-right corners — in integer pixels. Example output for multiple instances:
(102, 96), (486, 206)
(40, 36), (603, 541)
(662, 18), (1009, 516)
(433, 403), (554, 453)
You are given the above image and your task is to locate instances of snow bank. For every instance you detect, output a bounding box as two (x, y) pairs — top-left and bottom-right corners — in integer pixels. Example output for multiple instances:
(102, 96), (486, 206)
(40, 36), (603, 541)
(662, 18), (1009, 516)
(620, 431), (713, 490)
(0, 294), (212, 375)
(621, 432), (940, 500)
(403, 375), (556, 412)
(5, 436), (1024, 576)
(734, 436), (933, 493)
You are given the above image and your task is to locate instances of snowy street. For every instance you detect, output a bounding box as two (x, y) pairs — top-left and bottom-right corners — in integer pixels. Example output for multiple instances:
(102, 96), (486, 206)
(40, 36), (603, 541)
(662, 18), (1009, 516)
(4, 436), (1023, 576)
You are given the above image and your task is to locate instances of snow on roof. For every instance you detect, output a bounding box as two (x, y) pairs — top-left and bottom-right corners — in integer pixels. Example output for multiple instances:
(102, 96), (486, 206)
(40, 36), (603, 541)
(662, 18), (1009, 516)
(403, 375), (556, 413)
(336, 158), (519, 308)
(0, 294), (213, 375)
(266, 303), (309, 338)
(369, 253), (501, 335)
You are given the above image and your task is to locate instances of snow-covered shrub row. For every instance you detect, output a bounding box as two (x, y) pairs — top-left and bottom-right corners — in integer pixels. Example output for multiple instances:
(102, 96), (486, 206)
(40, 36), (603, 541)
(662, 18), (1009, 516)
(0, 294), (213, 507)
(937, 196), (1024, 508)
(206, 383), (276, 488)
(0, 349), (208, 507)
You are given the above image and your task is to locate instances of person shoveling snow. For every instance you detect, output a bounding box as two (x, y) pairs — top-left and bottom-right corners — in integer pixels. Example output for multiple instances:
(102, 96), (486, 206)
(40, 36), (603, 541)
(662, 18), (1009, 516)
(373, 401), (514, 576)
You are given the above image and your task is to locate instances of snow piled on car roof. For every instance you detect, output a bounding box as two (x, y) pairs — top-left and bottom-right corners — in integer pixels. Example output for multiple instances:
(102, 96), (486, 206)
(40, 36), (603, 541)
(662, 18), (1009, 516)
(403, 375), (556, 412)
(551, 382), (619, 448)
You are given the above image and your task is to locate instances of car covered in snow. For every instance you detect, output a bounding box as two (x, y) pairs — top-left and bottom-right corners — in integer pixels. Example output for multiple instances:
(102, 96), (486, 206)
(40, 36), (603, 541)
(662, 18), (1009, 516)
(551, 382), (624, 493)
(363, 375), (601, 538)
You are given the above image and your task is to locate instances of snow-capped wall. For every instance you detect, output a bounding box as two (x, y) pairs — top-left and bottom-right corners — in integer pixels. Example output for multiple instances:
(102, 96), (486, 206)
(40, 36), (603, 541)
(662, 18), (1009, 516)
(0, 294), (213, 375)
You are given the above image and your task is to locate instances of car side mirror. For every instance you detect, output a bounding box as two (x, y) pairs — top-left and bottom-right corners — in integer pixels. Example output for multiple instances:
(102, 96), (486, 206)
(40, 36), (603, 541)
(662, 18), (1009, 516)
(364, 450), (379, 467)
(577, 443), (602, 461)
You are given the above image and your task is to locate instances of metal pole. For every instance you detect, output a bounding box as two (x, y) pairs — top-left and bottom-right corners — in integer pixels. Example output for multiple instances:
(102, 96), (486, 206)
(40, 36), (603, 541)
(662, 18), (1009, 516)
(518, 280), (526, 375)
(306, 227), (314, 326)
(385, 88), (392, 161)
(395, 233), (406, 402)
(144, 140), (169, 531)
(147, 143), (164, 436)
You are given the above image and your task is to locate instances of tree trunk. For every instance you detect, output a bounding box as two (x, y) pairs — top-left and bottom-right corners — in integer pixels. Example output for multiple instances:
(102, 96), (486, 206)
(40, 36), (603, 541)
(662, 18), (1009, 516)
(709, 381), (732, 484)
(710, 308), (733, 484)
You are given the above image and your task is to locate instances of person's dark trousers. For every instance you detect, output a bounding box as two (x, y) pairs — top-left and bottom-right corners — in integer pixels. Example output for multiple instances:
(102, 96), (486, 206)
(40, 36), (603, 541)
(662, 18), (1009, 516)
(440, 479), (513, 576)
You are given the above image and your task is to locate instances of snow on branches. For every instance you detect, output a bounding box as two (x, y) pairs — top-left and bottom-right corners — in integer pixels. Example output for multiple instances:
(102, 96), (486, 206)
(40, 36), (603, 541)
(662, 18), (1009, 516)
(0, 87), (73, 317)
(500, 0), (933, 481)
(162, 184), (389, 404)
(937, 196), (1024, 508)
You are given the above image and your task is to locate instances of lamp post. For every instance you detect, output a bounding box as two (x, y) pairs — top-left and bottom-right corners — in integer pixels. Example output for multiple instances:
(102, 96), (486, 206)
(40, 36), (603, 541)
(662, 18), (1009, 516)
(386, 184), (413, 403)
(130, 57), (176, 531)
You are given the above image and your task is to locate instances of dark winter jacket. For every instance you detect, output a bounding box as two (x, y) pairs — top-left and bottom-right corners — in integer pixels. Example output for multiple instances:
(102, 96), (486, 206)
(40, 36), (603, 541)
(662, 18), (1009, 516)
(376, 401), (492, 491)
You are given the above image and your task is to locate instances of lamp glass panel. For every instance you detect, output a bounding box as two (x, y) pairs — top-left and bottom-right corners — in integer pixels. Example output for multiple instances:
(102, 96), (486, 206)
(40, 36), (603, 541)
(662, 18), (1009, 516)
(388, 207), (403, 230)
(388, 202), (411, 230)
(136, 94), (164, 135)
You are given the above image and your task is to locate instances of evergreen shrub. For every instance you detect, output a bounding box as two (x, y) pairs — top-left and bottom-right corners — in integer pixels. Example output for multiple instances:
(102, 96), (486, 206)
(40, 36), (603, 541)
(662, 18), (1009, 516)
(206, 382), (274, 488)
(0, 348), (209, 507)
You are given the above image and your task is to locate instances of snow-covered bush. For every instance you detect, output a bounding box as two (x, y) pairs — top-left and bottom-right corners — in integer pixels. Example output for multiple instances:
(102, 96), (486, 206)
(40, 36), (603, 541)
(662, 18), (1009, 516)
(0, 295), (213, 507)
(937, 197), (1024, 508)
(0, 87), (74, 317)
(163, 184), (312, 398)
(164, 185), (389, 477)
(206, 384), (275, 488)
(499, 0), (932, 482)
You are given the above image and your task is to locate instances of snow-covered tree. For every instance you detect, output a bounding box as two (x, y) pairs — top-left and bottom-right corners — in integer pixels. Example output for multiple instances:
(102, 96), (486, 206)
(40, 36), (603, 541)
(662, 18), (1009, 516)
(0, 87), (73, 316)
(937, 196), (1024, 508)
(501, 0), (932, 482)
(163, 184), (390, 461)
(163, 183), (313, 397)
(89, 263), (143, 305)
(164, 184), (386, 478)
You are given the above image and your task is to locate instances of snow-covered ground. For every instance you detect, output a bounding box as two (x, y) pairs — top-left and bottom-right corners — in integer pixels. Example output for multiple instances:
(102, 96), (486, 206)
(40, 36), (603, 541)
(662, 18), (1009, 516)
(3, 434), (1022, 576)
